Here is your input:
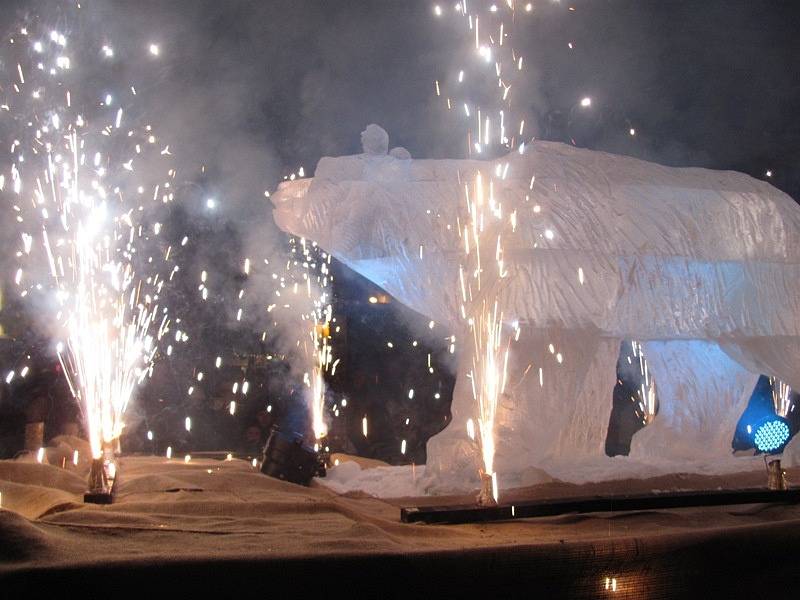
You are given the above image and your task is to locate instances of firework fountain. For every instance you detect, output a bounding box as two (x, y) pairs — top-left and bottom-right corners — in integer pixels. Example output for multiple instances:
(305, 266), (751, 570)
(434, 0), (535, 504)
(0, 9), (180, 500)
(237, 229), (339, 484)
(292, 235), (335, 474)
(629, 341), (657, 425)
(458, 171), (512, 505)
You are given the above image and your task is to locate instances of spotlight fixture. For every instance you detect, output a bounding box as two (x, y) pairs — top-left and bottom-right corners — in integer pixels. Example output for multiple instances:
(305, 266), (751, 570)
(750, 415), (792, 490)
(260, 425), (320, 486)
(752, 415), (791, 454)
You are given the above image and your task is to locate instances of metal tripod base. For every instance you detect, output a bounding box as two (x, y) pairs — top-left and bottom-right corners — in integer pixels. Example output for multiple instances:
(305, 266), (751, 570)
(767, 459), (788, 491)
(83, 490), (113, 504)
(84, 456), (117, 504)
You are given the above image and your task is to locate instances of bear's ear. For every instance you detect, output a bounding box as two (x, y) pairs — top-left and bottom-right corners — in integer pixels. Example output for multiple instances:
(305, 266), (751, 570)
(390, 147), (411, 160)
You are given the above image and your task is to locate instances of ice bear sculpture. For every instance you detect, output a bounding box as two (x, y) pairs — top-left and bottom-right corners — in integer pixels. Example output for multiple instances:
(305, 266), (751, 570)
(272, 125), (800, 488)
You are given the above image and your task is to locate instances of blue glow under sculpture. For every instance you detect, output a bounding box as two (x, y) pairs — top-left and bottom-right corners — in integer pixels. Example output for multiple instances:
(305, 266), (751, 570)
(272, 125), (800, 489)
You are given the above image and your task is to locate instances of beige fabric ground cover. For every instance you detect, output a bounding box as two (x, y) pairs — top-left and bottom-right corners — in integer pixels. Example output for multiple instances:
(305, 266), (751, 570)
(1, 443), (799, 572)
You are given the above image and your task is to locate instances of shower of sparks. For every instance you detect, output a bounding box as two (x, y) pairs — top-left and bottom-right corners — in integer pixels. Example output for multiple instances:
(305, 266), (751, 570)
(629, 341), (657, 424)
(433, 1), (536, 157)
(236, 227), (337, 447)
(459, 171), (512, 505)
(434, 1), (542, 504)
(293, 236), (335, 443)
(771, 377), (794, 418)
(1, 15), (180, 459)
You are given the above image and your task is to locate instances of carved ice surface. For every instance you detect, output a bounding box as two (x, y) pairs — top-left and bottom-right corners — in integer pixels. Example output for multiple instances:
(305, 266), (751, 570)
(388, 146), (411, 160)
(273, 126), (800, 491)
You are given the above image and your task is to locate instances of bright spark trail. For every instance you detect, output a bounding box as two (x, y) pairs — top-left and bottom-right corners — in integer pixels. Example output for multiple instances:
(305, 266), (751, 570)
(292, 235), (334, 450)
(433, 0), (537, 505)
(0, 9), (180, 465)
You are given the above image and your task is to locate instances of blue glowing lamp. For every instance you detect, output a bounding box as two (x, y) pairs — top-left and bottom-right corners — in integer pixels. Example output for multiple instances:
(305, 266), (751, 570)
(752, 416), (791, 454)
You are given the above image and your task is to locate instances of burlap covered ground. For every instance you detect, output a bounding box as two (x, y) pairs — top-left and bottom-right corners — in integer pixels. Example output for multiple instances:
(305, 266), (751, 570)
(2, 443), (799, 597)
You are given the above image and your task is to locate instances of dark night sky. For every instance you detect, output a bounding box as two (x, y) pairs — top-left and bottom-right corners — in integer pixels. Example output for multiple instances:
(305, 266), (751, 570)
(148, 0), (800, 201)
(9, 0), (795, 209)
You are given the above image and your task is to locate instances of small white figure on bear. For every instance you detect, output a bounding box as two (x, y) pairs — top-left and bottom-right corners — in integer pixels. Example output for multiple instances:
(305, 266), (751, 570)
(361, 124), (389, 155)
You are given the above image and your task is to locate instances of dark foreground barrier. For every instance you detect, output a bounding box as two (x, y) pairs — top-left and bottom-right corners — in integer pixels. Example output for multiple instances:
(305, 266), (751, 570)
(3, 510), (800, 599)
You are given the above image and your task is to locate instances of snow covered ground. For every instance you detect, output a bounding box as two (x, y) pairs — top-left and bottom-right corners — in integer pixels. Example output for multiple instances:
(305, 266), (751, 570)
(318, 452), (768, 498)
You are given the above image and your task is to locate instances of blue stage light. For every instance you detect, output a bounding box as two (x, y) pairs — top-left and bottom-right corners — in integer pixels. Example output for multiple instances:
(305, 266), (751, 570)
(752, 416), (791, 454)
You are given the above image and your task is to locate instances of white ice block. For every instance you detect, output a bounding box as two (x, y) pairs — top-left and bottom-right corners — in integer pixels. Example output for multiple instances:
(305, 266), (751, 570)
(272, 126), (800, 487)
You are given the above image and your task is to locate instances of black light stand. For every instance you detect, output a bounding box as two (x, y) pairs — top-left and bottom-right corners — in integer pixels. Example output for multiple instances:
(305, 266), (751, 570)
(84, 449), (118, 504)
